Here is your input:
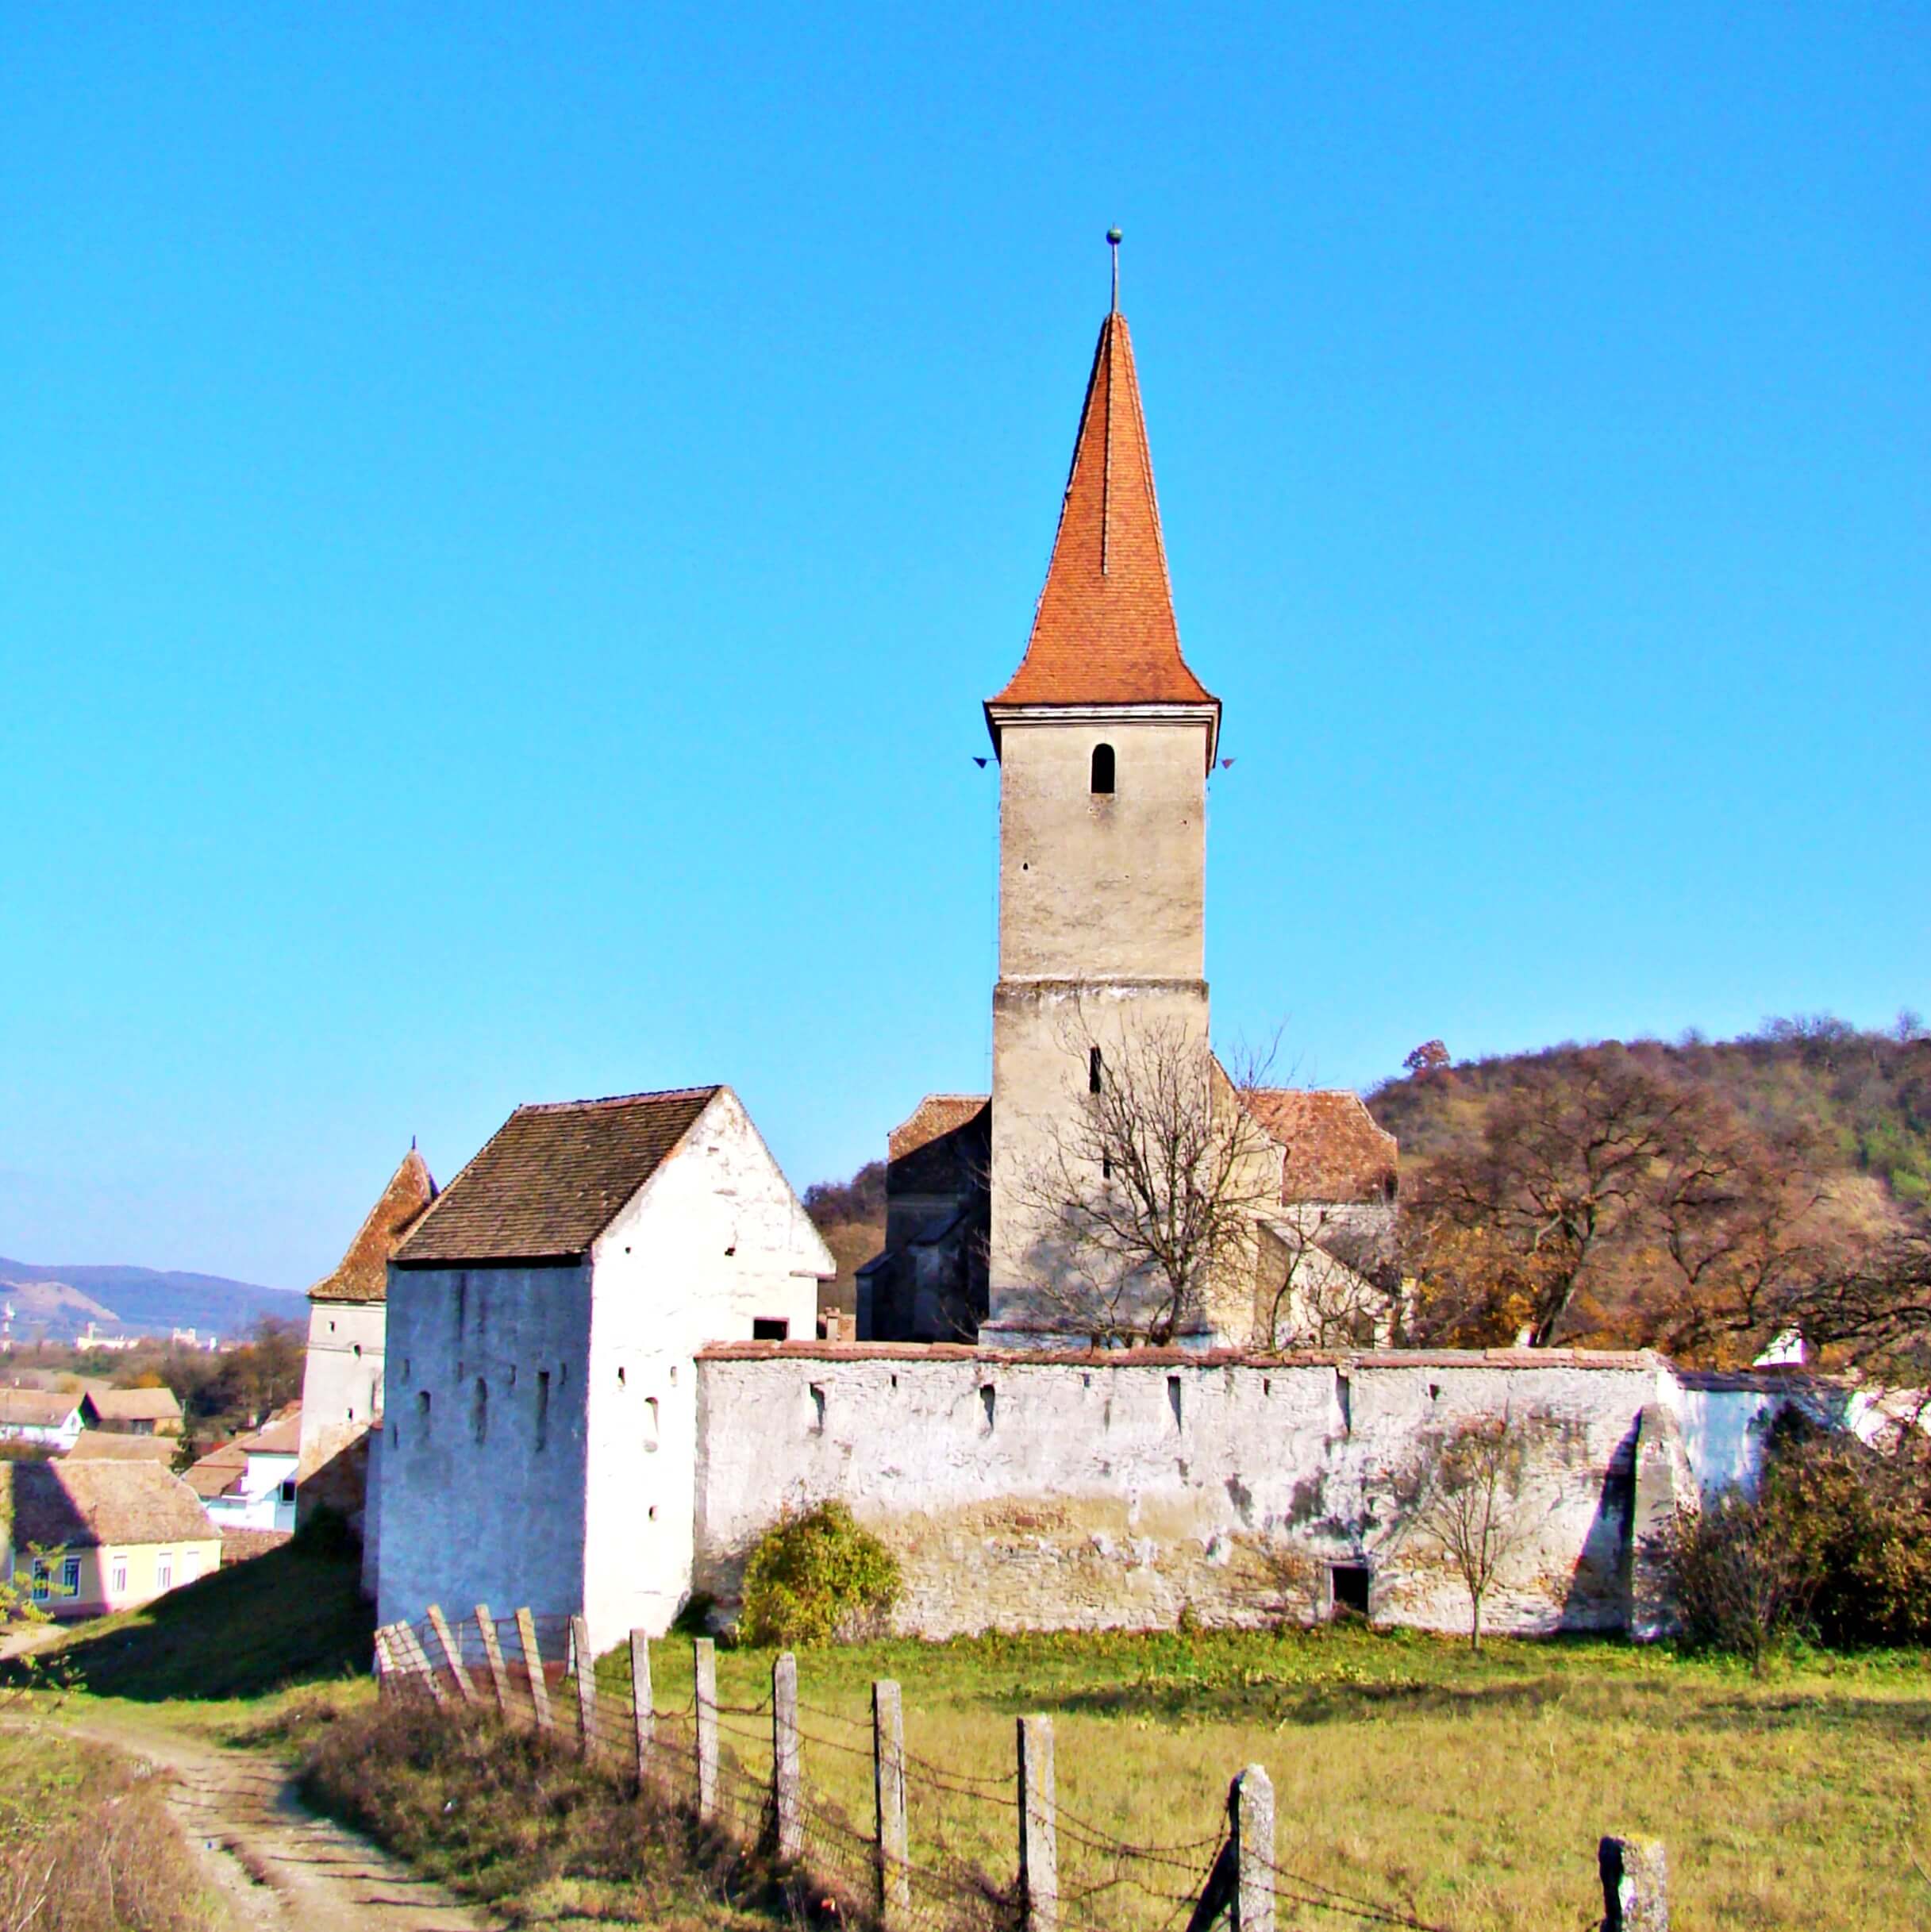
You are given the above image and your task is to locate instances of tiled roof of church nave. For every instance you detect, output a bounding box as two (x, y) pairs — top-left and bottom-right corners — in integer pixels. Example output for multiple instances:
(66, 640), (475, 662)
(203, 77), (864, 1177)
(1241, 1089), (1399, 1205)
(393, 1087), (720, 1266)
(990, 310), (1217, 714)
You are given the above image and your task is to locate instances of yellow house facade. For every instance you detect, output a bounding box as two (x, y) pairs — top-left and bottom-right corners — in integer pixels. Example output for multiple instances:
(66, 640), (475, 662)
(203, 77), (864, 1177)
(2, 1460), (220, 1620)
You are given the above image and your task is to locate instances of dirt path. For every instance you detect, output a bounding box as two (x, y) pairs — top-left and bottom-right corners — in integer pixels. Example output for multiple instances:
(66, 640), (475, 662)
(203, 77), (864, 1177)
(45, 1707), (491, 1932)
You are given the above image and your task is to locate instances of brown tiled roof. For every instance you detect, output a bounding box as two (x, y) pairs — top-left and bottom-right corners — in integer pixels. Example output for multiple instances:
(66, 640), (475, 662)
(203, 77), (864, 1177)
(63, 1432), (179, 1465)
(0, 1390), (82, 1430)
(394, 1087), (721, 1267)
(220, 1528), (293, 1564)
(887, 1095), (991, 1201)
(887, 1096), (991, 1164)
(2, 1461), (216, 1549)
(82, 1387), (183, 1425)
(989, 310), (1217, 727)
(234, 1409), (302, 1457)
(309, 1149), (438, 1304)
(182, 1443), (248, 1499)
(1241, 1090), (1400, 1204)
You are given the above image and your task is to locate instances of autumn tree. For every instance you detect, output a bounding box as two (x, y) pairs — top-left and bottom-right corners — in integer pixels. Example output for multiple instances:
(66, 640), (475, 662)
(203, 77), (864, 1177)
(1010, 1018), (1281, 1345)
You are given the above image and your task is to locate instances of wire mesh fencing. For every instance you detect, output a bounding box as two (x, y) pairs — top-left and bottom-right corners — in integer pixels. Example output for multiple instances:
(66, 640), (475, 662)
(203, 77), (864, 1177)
(371, 1607), (1664, 1932)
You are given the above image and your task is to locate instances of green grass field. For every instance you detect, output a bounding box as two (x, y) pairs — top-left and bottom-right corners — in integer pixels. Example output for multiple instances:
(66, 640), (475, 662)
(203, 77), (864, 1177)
(13, 1538), (1928, 1931)
(599, 1624), (1931, 1932)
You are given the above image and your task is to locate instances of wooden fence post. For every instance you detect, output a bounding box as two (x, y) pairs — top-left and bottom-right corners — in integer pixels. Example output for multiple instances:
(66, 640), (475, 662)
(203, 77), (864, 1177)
(771, 1651), (802, 1862)
(872, 1680), (910, 1932)
(570, 1615), (598, 1758)
(1599, 1838), (1668, 1931)
(475, 1604), (513, 1713)
(694, 1637), (718, 1822)
(629, 1630), (654, 1784)
(394, 1620), (445, 1703)
(426, 1604), (477, 1704)
(1017, 1715), (1057, 1932)
(515, 1607), (552, 1732)
(1231, 1765), (1275, 1932)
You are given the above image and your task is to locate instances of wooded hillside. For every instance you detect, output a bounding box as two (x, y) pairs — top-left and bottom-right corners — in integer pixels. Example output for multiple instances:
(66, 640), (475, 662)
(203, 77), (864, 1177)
(1367, 1015), (1931, 1368)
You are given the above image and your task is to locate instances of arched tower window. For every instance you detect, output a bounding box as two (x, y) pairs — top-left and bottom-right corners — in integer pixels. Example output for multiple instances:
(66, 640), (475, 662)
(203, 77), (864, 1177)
(1091, 743), (1115, 795)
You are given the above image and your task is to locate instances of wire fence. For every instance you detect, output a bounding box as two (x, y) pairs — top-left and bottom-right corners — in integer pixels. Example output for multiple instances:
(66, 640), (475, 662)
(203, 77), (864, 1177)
(373, 1606), (1664, 1932)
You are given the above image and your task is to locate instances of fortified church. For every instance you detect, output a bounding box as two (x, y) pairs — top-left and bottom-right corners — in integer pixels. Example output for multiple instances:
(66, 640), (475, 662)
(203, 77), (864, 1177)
(303, 260), (1820, 1655)
(859, 275), (1398, 1351)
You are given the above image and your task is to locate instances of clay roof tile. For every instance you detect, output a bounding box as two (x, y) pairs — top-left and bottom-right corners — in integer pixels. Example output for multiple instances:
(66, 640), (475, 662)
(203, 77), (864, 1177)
(989, 311), (1217, 733)
(392, 1087), (721, 1267)
(309, 1149), (439, 1305)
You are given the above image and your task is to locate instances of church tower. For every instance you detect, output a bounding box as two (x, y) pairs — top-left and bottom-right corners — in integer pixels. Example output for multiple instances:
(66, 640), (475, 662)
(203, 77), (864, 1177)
(980, 279), (1222, 1339)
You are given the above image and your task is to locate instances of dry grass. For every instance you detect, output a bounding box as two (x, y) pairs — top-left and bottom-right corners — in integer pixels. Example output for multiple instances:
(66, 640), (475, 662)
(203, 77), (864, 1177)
(594, 1625), (1931, 1932)
(296, 1692), (825, 1930)
(0, 1715), (216, 1932)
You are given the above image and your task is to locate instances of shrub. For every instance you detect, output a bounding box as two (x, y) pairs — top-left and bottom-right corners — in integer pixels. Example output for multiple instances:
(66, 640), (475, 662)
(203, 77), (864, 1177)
(740, 1502), (901, 1648)
(1654, 1411), (1931, 1664)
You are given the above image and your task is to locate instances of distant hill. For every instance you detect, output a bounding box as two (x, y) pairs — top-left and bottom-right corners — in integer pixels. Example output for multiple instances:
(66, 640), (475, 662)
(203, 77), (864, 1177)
(0, 1257), (306, 1343)
(1367, 1014), (1931, 1210)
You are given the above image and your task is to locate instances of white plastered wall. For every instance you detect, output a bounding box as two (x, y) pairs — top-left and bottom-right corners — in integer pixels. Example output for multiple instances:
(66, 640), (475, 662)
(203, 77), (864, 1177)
(694, 1349), (1670, 1638)
(581, 1088), (833, 1649)
(375, 1261), (594, 1638)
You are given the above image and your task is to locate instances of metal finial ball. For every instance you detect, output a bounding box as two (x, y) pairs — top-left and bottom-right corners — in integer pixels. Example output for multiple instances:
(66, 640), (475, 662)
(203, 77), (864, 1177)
(1106, 229), (1122, 244)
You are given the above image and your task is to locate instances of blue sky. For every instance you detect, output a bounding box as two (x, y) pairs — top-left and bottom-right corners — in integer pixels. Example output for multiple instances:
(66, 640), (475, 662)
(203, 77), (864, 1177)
(2, 5), (1925, 1288)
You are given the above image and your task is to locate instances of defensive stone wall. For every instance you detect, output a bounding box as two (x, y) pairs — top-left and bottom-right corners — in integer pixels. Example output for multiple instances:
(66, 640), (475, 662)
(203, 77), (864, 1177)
(694, 1344), (1690, 1639)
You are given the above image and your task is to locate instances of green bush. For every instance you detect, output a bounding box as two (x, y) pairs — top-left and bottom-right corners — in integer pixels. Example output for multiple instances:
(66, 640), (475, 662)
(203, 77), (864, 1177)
(740, 1502), (901, 1648)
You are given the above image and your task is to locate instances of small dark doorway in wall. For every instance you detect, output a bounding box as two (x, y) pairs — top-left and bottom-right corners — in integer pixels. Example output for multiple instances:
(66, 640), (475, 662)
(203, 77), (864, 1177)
(1330, 1563), (1371, 1619)
(752, 1318), (790, 1341)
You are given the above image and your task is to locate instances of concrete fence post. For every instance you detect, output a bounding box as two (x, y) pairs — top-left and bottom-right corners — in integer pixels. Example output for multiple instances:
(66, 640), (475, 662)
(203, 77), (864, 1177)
(570, 1615), (598, 1759)
(872, 1680), (910, 1931)
(771, 1651), (802, 1862)
(1017, 1715), (1057, 1932)
(694, 1637), (718, 1822)
(372, 1623), (398, 1689)
(515, 1607), (552, 1731)
(474, 1604), (513, 1714)
(629, 1630), (654, 1784)
(1599, 1838), (1668, 1931)
(426, 1604), (477, 1704)
(1231, 1765), (1275, 1932)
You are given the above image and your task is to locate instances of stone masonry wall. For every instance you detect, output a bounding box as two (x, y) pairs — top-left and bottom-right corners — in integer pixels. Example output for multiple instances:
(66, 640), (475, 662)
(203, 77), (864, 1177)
(694, 1345), (1670, 1639)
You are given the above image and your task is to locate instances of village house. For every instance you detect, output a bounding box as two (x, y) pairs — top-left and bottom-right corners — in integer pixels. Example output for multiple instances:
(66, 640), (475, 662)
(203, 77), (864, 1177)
(62, 1430), (179, 1468)
(79, 1386), (183, 1437)
(183, 1407), (302, 1535)
(2, 1460), (220, 1619)
(372, 1085), (833, 1651)
(0, 1388), (84, 1453)
(296, 1148), (436, 1562)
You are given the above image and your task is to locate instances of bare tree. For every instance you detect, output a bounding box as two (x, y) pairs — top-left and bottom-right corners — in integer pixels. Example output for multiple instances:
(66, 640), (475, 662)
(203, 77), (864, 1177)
(1394, 1411), (1555, 1649)
(1009, 1018), (1282, 1345)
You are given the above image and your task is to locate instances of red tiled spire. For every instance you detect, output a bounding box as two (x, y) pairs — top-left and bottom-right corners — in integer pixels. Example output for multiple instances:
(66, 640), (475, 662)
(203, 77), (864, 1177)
(989, 310), (1217, 715)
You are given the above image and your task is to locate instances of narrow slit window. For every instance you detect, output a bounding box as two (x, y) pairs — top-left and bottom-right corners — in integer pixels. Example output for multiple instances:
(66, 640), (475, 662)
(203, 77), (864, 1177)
(1089, 1046), (1103, 1095)
(535, 1370), (550, 1450)
(644, 1395), (660, 1452)
(1091, 743), (1115, 794)
(472, 1376), (488, 1445)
